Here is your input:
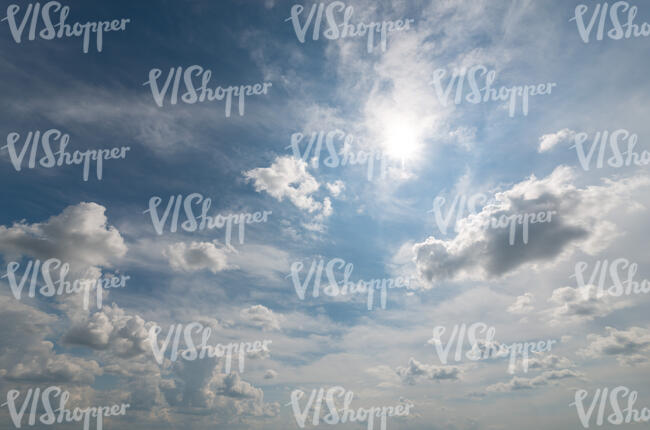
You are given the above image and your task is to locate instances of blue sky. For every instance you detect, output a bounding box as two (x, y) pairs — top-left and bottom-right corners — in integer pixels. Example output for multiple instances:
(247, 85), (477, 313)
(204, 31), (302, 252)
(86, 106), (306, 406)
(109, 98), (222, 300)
(1, 0), (650, 429)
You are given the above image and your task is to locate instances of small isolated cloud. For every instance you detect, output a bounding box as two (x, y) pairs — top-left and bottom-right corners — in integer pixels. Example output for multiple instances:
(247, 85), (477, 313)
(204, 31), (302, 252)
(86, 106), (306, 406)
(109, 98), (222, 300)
(486, 369), (580, 392)
(326, 180), (345, 197)
(579, 326), (650, 366)
(508, 293), (534, 314)
(396, 358), (461, 385)
(240, 305), (282, 331)
(244, 156), (331, 217)
(164, 241), (234, 274)
(264, 369), (278, 379)
(538, 129), (576, 153)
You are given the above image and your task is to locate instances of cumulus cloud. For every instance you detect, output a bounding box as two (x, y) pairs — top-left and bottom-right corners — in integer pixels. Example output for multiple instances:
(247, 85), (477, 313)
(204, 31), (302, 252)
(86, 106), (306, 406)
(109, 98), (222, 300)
(0, 202), (127, 268)
(578, 326), (650, 366)
(326, 180), (345, 197)
(168, 358), (279, 419)
(412, 166), (649, 285)
(396, 358), (461, 385)
(0, 296), (102, 385)
(164, 241), (234, 274)
(64, 304), (151, 358)
(508, 293), (534, 314)
(538, 129), (576, 153)
(486, 369), (581, 392)
(263, 369), (278, 379)
(240, 305), (282, 331)
(545, 285), (630, 324)
(244, 156), (331, 218)
(526, 354), (575, 371)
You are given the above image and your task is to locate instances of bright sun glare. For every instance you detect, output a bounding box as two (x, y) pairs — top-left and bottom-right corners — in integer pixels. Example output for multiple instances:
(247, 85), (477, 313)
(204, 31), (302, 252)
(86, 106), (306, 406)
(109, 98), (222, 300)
(381, 119), (420, 164)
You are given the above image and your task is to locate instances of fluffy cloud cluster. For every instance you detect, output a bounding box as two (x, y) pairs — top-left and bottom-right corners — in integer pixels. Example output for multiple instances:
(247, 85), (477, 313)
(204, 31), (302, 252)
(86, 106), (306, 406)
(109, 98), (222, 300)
(412, 166), (649, 285)
(0, 296), (102, 385)
(396, 358), (462, 384)
(164, 241), (234, 274)
(64, 304), (151, 358)
(545, 285), (630, 324)
(240, 305), (282, 331)
(0, 202), (127, 268)
(579, 326), (650, 366)
(507, 293), (534, 314)
(244, 156), (332, 220)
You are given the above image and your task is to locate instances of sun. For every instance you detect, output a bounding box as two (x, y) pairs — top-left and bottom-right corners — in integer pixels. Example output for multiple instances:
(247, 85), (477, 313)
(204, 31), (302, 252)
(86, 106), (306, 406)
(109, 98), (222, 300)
(381, 117), (421, 164)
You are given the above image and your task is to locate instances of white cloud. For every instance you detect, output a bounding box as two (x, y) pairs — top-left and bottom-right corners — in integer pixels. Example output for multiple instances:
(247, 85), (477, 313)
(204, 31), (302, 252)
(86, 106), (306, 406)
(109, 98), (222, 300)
(0, 296), (102, 385)
(538, 129), (576, 153)
(326, 180), (345, 197)
(545, 285), (630, 324)
(486, 369), (580, 392)
(508, 293), (534, 314)
(244, 156), (328, 215)
(411, 166), (650, 285)
(164, 241), (234, 274)
(240, 305), (282, 331)
(579, 326), (650, 366)
(396, 358), (462, 384)
(0, 202), (127, 268)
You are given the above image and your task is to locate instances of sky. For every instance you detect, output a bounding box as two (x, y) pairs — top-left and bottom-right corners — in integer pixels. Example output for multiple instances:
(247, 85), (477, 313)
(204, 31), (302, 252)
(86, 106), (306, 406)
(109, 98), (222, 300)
(1, 0), (650, 429)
